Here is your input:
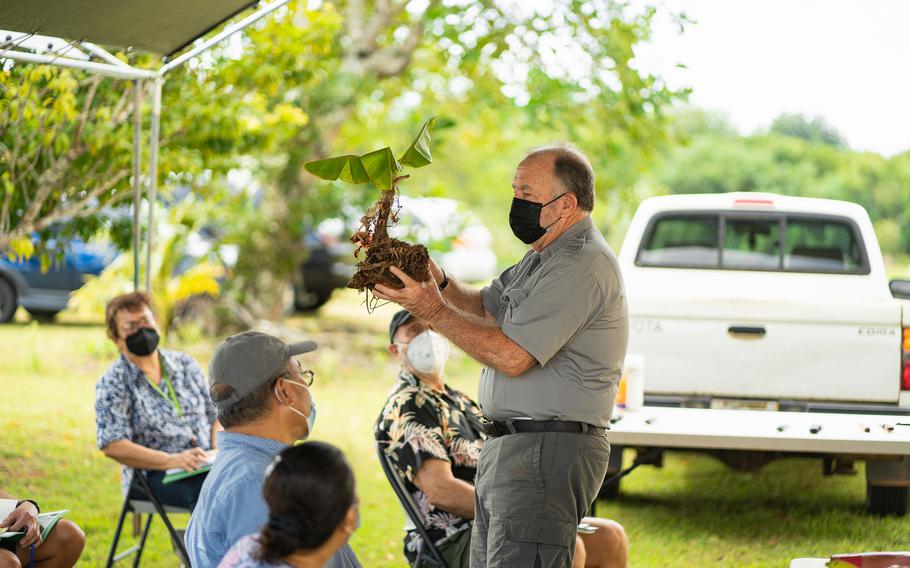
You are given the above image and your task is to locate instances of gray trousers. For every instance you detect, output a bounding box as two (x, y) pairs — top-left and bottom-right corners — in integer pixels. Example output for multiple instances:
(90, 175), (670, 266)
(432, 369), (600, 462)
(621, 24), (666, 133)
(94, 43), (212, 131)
(470, 431), (610, 568)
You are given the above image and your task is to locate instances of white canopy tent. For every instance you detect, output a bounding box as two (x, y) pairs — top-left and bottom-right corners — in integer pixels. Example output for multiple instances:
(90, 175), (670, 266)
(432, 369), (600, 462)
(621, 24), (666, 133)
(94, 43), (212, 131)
(0, 0), (291, 289)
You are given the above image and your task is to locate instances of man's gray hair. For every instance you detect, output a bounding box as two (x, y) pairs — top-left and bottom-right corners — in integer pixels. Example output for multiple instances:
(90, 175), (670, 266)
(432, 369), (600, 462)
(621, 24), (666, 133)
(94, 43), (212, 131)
(523, 142), (596, 212)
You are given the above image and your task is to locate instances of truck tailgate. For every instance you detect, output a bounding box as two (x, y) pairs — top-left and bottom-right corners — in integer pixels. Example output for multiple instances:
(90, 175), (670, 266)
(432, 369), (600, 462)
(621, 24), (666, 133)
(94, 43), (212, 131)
(609, 406), (910, 456)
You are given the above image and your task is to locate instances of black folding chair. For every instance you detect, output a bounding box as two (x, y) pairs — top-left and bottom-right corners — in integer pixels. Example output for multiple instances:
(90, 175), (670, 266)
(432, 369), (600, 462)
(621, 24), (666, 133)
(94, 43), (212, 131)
(105, 470), (191, 567)
(376, 444), (449, 568)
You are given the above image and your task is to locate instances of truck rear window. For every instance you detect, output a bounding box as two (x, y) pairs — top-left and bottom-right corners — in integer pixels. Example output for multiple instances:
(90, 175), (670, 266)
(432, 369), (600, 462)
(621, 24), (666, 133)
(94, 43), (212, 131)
(636, 213), (868, 274)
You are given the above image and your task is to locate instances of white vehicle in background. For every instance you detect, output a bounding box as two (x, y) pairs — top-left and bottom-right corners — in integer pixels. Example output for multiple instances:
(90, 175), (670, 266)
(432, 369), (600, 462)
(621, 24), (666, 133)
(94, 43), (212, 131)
(607, 192), (910, 516)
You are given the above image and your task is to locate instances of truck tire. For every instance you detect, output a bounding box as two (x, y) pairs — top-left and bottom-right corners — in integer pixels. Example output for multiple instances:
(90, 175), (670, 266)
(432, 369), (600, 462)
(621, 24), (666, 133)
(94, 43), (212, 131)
(26, 308), (61, 322)
(866, 482), (908, 516)
(293, 286), (333, 312)
(0, 277), (17, 323)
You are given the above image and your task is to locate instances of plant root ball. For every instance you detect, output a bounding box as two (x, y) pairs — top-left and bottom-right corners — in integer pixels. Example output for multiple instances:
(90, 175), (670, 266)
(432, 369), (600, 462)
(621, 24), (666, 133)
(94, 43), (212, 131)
(347, 238), (430, 291)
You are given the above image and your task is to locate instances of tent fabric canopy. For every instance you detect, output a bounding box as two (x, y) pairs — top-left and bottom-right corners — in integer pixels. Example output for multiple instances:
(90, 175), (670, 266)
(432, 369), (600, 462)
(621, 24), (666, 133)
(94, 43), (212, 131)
(0, 0), (258, 56)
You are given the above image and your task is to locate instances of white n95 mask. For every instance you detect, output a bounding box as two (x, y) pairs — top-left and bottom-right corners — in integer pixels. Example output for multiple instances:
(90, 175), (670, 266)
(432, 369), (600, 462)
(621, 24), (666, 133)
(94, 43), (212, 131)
(404, 330), (450, 375)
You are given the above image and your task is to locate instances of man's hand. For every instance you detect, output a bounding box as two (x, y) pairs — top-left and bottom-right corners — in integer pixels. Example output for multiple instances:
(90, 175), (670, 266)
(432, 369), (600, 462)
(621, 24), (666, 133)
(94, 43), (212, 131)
(0, 501), (41, 548)
(374, 266), (446, 321)
(168, 447), (209, 471)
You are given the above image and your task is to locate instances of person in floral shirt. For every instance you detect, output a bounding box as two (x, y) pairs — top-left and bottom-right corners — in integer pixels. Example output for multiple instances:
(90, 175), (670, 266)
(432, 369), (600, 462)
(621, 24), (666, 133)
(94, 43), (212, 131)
(376, 309), (629, 568)
(95, 291), (218, 508)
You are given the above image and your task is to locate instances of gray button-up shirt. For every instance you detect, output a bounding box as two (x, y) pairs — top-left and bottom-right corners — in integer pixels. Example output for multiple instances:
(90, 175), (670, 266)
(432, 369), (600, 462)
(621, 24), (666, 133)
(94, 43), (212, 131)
(479, 216), (628, 427)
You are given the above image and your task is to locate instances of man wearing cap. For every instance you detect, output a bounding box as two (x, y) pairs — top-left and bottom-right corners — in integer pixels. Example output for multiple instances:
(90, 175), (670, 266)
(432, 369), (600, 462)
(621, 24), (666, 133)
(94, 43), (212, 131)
(374, 144), (628, 567)
(184, 331), (362, 568)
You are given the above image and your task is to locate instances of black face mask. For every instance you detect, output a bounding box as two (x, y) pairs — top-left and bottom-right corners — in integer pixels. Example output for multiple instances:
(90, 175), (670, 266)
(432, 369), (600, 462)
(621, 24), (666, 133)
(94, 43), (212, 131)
(509, 193), (565, 244)
(125, 327), (160, 357)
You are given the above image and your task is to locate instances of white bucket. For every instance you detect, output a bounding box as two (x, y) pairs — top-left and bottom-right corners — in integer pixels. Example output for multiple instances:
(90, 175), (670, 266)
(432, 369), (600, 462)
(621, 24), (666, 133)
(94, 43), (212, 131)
(621, 353), (645, 412)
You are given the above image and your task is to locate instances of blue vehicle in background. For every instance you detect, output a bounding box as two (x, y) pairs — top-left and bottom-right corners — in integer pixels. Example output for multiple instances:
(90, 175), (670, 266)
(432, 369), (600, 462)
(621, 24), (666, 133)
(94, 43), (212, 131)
(0, 239), (118, 322)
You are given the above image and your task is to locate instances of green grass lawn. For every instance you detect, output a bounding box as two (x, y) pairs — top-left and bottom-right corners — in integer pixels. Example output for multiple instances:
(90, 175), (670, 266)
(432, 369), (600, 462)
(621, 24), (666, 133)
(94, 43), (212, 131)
(1, 290), (908, 567)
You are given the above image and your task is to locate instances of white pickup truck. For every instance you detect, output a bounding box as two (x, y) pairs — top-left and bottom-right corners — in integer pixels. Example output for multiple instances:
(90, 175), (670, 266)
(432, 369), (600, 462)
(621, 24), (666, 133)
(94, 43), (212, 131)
(605, 192), (910, 516)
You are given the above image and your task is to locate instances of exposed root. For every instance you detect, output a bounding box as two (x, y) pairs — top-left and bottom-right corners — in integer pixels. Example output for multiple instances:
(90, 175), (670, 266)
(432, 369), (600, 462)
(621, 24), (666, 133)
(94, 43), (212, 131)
(347, 179), (431, 292)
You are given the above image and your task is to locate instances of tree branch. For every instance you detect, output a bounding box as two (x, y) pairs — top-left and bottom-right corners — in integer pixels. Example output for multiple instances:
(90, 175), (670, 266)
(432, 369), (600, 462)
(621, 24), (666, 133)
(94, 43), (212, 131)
(0, 168), (130, 252)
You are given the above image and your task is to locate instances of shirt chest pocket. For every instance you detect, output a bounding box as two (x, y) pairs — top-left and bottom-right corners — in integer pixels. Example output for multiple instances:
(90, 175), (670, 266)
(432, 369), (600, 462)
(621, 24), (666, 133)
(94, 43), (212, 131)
(501, 286), (530, 322)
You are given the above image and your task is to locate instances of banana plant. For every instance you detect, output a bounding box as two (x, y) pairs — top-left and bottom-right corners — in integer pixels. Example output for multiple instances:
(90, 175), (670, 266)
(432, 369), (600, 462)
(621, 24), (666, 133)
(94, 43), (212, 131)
(304, 118), (436, 298)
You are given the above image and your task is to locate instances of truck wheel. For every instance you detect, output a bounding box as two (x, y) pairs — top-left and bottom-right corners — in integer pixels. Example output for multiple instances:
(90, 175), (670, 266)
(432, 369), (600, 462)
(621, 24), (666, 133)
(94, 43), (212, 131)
(26, 308), (61, 322)
(293, 286), (333, 312)
(0, 277), (17, 323)
(866, 482), (908, 516)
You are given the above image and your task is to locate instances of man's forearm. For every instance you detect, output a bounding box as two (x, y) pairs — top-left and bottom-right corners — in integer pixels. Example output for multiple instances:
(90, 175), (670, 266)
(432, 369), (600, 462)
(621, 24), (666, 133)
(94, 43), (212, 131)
(429, 304), (535, 377)
(431, 479), (476, 520)
(440, 277), (486, 319)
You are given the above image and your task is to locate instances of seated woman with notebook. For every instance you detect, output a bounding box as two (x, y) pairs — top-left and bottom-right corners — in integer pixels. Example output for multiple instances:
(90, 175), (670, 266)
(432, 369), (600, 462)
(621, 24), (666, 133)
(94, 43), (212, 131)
(0, 489), (84, 568)
(217, 442), (360, 568)
(94, 292), (220, 510)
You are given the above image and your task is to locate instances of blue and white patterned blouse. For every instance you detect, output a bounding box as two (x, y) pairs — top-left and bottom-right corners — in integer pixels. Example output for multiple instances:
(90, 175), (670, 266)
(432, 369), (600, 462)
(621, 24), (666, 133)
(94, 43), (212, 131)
(94, 348), (218, 495)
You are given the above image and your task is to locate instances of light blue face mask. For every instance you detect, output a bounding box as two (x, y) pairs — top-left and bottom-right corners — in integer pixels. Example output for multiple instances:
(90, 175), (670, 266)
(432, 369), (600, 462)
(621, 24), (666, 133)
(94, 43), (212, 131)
(275, 380), (317, 437)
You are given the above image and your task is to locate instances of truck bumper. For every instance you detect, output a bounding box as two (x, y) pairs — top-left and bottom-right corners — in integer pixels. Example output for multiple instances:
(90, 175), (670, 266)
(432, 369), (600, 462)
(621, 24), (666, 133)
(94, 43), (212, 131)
(608, 406), (910, 457)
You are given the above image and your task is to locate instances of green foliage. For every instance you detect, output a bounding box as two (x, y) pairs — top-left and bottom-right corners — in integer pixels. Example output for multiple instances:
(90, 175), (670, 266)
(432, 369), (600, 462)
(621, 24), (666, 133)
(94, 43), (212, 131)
(3, 0), (685, 312)
(70, 197), (225, 335)
(770, 112), (846, 148)
(304, 117), (434, 190)
(654, 129), (910, 258)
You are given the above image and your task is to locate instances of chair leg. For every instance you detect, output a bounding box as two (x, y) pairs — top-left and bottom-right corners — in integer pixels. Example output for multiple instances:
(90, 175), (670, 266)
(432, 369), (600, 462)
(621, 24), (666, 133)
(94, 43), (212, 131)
(132, 515), (153, 568)
(414, 540), (425, 568)
(105, 495), (133, 568)
(133, 471), (190, 566)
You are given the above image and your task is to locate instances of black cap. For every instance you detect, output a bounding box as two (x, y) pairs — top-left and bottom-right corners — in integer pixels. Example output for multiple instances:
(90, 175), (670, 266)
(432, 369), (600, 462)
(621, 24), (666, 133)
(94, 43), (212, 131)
(389, 309), (413, 343)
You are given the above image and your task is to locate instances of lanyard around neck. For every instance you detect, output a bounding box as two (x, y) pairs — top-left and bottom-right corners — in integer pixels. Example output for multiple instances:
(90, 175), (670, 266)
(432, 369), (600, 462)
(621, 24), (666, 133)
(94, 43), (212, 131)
(144, 358), (183, 417)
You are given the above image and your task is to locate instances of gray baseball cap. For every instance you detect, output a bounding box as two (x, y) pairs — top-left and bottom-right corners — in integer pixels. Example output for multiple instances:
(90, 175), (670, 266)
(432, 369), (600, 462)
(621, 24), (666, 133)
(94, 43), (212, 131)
(209, 331), (317, 409)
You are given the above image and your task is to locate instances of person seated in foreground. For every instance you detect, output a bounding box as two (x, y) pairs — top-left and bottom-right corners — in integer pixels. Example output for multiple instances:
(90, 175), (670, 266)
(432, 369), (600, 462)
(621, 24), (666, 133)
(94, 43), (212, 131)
(375, 310), (629, 568)
(0, 490), (84, 568)
(95, 291), (219, 510)
(185, 331), (361, 568)
(217, 442), (360, 568)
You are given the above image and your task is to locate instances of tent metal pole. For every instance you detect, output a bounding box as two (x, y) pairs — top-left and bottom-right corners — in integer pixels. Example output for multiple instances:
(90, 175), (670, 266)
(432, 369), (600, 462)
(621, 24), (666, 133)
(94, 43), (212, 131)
(81, 42), (130, 68)
(132, 80), (142, 291)
(145, 77), (162, 292)
(0, 49), (154, 79)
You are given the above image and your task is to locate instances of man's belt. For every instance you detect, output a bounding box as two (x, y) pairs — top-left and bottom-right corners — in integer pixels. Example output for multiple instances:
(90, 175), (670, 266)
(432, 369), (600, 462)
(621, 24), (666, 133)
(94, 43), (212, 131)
(482, 420), (606, 438)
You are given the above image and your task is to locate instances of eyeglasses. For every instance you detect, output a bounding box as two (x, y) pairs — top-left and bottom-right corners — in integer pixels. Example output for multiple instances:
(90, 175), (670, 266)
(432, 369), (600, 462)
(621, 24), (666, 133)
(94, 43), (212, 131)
(293, 359), (315, 387)
(118, 315), (154, 336)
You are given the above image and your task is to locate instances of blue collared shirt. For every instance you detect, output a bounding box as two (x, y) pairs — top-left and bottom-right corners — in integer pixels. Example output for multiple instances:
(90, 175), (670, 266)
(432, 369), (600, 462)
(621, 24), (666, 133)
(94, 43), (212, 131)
(185, 431), (362, 568)
(94, 349), (217, 495)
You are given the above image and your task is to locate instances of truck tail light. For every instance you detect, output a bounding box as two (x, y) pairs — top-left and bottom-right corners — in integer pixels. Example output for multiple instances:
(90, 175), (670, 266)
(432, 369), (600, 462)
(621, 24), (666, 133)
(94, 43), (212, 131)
(733, 198), (775, 208)
(903, 329), (910, 391)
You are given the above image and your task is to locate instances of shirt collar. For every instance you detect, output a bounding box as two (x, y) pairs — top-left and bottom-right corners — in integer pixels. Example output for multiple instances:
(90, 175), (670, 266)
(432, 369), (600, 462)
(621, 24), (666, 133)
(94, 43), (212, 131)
(398, 369), (452, 396)
(539, 216), (594, 264)
(118, 349), (176, 379)
(217, 431), (287, 457)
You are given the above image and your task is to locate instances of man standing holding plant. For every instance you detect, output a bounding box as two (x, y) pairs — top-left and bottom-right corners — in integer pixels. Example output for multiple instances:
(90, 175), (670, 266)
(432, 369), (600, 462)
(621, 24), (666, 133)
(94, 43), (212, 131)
(374, 143), (629, 568)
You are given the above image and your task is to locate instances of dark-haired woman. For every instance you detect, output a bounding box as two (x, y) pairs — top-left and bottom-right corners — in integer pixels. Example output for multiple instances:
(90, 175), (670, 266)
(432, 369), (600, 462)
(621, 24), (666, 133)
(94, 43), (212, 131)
(218, 441), (361, 568)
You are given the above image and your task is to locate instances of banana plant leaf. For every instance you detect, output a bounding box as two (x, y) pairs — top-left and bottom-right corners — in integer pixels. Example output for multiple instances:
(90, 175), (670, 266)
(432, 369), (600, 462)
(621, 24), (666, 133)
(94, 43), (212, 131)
(304, 147), (401, 190)
(398, 117), (435, 168)
(304, 117), (434, 190)
(303, 154), (370, 185)
(360, 147), (402, 191)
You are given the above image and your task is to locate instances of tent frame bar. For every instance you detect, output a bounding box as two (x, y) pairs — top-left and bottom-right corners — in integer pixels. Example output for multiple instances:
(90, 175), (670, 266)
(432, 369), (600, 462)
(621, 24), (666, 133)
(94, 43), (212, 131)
(0, 0), (291, 291)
